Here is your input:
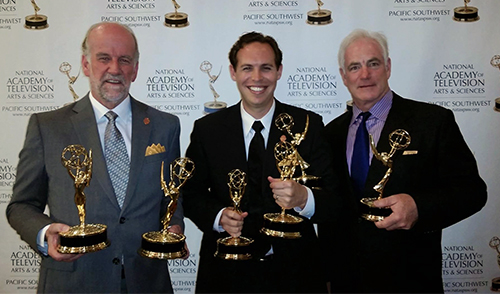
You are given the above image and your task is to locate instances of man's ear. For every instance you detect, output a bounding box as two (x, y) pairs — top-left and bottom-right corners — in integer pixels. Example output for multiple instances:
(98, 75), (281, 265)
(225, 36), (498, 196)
(82, 55), (90, 77)
(229, 64), (236, 81)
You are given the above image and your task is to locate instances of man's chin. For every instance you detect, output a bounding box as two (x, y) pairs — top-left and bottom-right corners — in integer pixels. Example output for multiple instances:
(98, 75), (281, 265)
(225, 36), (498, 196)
(100, 91), (128, 103)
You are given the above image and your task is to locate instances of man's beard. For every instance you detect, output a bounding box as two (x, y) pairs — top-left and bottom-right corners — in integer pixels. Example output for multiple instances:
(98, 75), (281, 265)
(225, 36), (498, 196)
(92, 74), (129, 104)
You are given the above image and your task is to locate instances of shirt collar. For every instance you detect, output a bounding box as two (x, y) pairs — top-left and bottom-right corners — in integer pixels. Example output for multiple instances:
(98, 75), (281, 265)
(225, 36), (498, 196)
(351, 90), (393, 125)
(241, 99), (276, 136)
(89, 92), (132, 122)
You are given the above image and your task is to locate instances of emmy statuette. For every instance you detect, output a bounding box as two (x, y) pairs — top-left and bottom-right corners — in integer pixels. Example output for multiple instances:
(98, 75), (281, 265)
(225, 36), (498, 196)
(59, 62), (80, 102)
(139, 158), (195, 259)
(200, 60), (227, 114)
(261, 113), (321, 239)
(453, 0), (479, 22)
(214, 169), (254, 260)
(490, 55), (500, 112)
(490, 237), (500, 291)
(164, 0), (189, 28)
(360, 129), (411, 222)
(25, 0), (48, 30)
(58, 145), (110, 254)
(260, 140), (303, 239)
(306, 0), (332, 25)
(275, 113), (322, 189)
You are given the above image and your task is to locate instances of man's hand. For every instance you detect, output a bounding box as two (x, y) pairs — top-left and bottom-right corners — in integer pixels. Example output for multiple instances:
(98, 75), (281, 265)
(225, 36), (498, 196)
(46, 223), (83, 262)
(373, 193), (418, 230)
(220, 207), (248, 237)
(268, 176), (308, 209)
(168, 224), (190, 259)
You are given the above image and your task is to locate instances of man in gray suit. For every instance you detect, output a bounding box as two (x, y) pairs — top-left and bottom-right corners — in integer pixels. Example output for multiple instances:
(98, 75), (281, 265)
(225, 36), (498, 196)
(6, 22), (184, 293)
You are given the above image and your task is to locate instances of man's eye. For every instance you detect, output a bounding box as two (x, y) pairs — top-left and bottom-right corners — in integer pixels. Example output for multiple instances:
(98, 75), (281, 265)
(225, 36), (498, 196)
(120, 58), (132, 64)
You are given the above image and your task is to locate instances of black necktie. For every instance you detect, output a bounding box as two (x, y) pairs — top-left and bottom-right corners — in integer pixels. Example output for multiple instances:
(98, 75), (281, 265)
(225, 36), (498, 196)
(248, 121), (265, 187)
(351, 112), (371, 197)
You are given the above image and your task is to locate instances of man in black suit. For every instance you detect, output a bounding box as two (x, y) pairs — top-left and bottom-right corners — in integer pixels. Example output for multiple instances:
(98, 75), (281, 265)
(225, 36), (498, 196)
(7, 22), (184, 293)
(318, 29), (487, 293)
(182, 32), (336, 293)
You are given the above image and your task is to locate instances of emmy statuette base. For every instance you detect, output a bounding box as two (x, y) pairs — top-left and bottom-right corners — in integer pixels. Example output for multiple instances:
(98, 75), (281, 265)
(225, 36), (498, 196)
(261, 213), (302, 239)
(57, 224), (110, 254)
(214, 236), (254, 261)
(491, 277), (500, 292)
(24, 15), (48, 30)
(204, 101), (227, 114)
(452, 6), (479, 22)
(164, 12), (189, 28)
(138, 231), (186, 260)
(306, 10), (333, 25)
(360, 197), (392, 222)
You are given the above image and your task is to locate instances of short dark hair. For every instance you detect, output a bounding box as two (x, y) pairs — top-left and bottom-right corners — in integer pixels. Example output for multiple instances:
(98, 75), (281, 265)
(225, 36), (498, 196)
(228, 31), (283, 69)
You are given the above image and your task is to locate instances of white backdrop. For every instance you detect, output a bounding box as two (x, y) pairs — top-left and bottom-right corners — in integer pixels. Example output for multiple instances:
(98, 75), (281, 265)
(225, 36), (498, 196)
(1, 0), (499, 293)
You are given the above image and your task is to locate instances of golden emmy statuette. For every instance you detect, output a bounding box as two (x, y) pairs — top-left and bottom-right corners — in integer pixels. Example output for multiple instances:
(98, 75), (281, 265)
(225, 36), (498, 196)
(214, 169), (254, 260)
(58, 145), (110, 254)
(200, 60), (227, 114)
(260, 140), (304, 239)
(490, 237), (500, 291)
(360, 129), (411, 222)
(25, 0), (48, 30)
(306, 0), (332, 25)
(164, 0), (189, 28)
(275, 113), (321, 189)
(453, 0), (479, 22)
(491, 55), (500, 112)
(59, 62), (80, 102)
(139, 158), (195, 259)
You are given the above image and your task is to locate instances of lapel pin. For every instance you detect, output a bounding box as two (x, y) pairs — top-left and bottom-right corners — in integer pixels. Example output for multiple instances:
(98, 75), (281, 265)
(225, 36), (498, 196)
(144, 118), (150, 125)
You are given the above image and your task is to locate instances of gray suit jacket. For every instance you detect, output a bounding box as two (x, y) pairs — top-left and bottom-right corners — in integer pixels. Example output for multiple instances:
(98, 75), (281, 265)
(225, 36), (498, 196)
(7, 94), (182, 293)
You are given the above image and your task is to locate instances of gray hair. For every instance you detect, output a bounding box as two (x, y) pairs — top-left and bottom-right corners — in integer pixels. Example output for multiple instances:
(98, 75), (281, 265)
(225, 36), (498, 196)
(81, 22), (140, 63)
(338, 29), (389, 72)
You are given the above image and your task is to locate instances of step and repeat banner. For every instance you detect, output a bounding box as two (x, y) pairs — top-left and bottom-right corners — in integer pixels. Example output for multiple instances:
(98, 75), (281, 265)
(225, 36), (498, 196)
(1, 0), (499, 293)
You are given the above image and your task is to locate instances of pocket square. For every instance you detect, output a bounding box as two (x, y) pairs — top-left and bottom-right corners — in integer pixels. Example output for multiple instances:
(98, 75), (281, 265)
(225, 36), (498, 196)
(145, 143), (166, 156)
(403, 150), (418, 155)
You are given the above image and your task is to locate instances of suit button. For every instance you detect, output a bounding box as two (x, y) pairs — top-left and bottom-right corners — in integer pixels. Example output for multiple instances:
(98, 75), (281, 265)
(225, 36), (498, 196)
(112, 258), (120, 265)
(119, 217), (126, 224)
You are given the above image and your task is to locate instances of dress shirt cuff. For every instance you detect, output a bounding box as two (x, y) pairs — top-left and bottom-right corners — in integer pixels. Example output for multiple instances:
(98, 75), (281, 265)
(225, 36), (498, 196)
(294, 186), (315, 219)
(37, 224), (50, 256)
(213, 208), (226, 233)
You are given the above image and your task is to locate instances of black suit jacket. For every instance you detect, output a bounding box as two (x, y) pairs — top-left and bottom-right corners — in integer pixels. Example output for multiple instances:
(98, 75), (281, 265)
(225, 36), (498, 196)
(7, 95), (182, 293)
(318, 93), (487, 293)
(183, 100), (337, 293)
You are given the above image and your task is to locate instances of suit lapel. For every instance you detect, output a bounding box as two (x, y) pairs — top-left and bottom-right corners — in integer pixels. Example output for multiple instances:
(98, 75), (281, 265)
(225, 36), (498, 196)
(122, 97), (152, 211)
(336, 112), (352, 180)
(223, 103), (248, 170)
(70, 95), (117, 206)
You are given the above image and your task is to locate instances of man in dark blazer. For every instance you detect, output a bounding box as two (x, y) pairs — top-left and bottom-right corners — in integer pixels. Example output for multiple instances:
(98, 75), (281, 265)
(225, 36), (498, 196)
(318, 29), (487, 293)
(182, 32), (337, 293)
(6, 22), (183, 293)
